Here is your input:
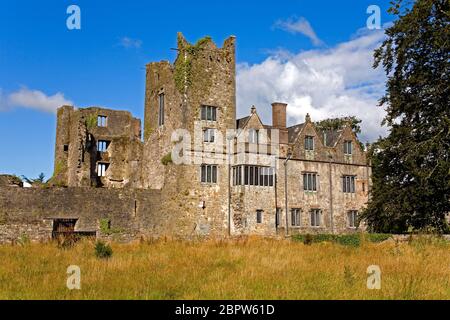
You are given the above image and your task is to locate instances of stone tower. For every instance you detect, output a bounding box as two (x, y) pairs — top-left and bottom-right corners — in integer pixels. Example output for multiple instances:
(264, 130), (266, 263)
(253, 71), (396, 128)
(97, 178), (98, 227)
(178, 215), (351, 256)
(141, 33), (237, 236)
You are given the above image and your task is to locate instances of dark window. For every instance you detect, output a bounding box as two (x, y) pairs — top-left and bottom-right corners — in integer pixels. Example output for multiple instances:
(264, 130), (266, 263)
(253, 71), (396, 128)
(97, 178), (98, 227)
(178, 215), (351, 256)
(291, 209), (301, 227)
(343, 176), (356, 193)
(97, 116), (107, 127)
(269, 168), (274, 187)
(201, 105), (217, 121)
(348, 210), (358, 228)
(201, 165), (218, 184)
(344, 140), (353, 155)
(158, 93), (165, 126)
(233, 165), (274, 187)
(63, 144), (69, 152)
(303, 173), (318, 192)
(256, 210), (263, 224)
(305, 136), (314, 151)
(310, 209), (321, 227)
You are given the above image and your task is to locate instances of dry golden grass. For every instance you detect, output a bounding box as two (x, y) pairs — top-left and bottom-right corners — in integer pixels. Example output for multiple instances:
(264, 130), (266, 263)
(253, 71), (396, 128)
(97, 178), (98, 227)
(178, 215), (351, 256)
(0, 237), (448, 300)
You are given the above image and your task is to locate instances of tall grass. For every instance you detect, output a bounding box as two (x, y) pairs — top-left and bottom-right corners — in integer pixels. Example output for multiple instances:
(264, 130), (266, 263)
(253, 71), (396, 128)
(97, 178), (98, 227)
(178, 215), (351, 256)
(0, 237), (448, 300)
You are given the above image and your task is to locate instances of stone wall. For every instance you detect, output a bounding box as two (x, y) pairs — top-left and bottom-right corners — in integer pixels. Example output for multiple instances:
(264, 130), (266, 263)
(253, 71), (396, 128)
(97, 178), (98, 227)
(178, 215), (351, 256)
(52, 106), (143, 189)
(0, 186), (164, 244)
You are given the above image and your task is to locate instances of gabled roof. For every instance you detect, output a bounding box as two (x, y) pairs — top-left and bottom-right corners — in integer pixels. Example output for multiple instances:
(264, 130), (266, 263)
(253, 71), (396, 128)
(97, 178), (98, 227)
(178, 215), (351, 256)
(236, 116), (250, 129)
(288, 124), (305, 143)
(316, 129), (343, 147)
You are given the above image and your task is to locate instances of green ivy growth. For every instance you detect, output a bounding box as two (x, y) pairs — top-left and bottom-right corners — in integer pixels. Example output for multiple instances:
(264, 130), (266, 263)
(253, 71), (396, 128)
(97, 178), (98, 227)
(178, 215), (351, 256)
(99, 218), (123, 235)
(161, 153), (173, 166)
(174, 36), (212, 94)
(292, 233), (392, 247)
(85, 114), (97, 130)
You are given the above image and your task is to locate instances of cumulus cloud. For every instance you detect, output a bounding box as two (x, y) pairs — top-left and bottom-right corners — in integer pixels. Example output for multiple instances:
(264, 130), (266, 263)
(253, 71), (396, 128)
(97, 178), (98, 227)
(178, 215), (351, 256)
(119, 37), (143, 49)
(236, 28), (388, 143)
(274, 17), (324, 46)
(0, 87), (73, 113)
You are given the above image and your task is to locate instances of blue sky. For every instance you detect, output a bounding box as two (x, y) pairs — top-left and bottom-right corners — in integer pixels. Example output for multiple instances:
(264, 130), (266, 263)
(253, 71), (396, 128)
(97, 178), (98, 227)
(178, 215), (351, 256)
(0, 0), (394, 179)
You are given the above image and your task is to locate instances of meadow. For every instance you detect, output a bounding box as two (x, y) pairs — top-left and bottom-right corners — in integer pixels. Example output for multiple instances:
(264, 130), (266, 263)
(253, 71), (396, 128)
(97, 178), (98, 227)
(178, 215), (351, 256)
(0, 236), (449, 300)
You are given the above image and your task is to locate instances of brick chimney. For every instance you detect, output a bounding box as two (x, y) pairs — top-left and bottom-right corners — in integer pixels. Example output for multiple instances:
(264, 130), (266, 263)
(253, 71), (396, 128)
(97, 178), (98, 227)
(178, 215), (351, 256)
(272, 102), (288, 144)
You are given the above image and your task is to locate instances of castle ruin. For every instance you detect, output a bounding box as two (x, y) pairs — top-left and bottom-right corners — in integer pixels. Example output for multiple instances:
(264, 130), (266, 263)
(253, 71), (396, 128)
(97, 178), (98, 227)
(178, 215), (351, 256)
(0, 33), (371, 243)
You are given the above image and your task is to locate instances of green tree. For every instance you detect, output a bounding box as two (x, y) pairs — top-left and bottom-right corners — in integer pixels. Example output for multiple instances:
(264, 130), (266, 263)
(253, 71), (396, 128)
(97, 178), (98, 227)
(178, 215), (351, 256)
(314, 116), (362, 135)
(21, 173), (46, 185)
(362, 0), (450, 233)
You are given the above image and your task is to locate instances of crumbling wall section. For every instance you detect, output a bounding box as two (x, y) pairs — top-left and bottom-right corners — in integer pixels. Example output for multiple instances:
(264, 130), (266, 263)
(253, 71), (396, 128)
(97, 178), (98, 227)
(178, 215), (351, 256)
(0, 186), (165, 244)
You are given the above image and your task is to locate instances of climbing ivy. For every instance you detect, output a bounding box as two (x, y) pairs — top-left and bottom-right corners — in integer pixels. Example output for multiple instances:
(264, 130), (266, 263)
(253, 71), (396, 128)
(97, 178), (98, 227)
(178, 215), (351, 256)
(174, 36), (212, 94)
(85, 114), (97, 130)
(161, 153), (173, 166)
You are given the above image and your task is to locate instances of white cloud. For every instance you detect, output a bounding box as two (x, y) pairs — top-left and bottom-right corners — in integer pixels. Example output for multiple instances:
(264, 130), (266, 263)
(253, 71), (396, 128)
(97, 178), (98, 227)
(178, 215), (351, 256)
(0, 87), (73, 113)
(237, 28), (388, 143)
(274, 17), (324, 46)
(119, 37), (142, 49)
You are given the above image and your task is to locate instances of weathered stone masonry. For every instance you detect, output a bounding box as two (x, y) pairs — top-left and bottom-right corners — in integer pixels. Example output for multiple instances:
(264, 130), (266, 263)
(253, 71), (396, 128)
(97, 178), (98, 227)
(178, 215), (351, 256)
(0, 33), (371, 243)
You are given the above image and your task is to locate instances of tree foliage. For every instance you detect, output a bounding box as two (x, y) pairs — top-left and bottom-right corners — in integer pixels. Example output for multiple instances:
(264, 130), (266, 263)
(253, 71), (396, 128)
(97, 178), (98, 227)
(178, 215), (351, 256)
(21, 173), (46, 185)
(362, 0), (450, 233)
(314, 116), (362, 134)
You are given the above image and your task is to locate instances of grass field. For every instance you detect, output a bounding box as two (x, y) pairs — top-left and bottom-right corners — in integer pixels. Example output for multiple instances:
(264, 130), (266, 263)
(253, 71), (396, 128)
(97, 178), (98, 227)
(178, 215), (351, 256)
(0, 236), (449, 300)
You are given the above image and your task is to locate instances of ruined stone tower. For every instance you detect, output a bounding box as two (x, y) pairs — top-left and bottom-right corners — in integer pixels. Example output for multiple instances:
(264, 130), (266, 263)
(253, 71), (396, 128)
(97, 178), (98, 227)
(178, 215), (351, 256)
(139, 33), (237, 236)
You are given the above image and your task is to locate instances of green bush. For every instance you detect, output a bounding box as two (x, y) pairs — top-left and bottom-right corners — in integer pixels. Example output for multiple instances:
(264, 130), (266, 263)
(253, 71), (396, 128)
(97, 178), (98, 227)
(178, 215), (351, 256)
(95, 241), (113, 259)
(303, 234), (313, 245)
(292, 233), (392, 247)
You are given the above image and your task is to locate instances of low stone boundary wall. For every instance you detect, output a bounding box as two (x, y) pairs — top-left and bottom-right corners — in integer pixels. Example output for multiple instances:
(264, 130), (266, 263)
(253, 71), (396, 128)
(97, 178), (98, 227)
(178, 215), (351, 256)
(0, 186), (163, 244)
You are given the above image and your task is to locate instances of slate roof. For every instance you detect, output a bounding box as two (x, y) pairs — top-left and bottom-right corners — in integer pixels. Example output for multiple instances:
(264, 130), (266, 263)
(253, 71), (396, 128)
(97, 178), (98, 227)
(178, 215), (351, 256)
(236, 116), (250, 129)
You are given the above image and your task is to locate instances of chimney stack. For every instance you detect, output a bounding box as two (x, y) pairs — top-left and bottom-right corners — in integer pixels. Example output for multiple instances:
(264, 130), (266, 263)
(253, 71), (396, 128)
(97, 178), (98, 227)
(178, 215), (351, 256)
(271, 102), (288, 145)
(272, 102), (287, 129)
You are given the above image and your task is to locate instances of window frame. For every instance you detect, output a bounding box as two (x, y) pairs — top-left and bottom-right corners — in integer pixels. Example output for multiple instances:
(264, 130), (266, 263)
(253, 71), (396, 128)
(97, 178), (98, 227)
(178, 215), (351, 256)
(291, 208), (301, 227)
(303, 172), (318, 192)
(343, 175), (356, 193)
(158, 93), (165, 127)
(256, 210), (263, 224)
(97, 140), (110, 152)
(97, 162), (108, 177)
(97, 115), (107, 127)
(201, 164), (218, 184)
(344, 140), (353, 155)
(249, 129), (259, 144)
(305, 136), (314, 151)
(347, 210), (358, 228)
(203, 128), (215, 143)
(201, 105), (217, 122)
(310, 209), (321, 227)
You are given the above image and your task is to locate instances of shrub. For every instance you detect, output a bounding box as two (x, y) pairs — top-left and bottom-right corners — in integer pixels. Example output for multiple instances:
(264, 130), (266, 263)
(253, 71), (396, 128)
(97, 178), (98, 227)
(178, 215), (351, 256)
(95, 241), (113, 259)
(292, 233), (392, 247)
(303, 234), (313, 245)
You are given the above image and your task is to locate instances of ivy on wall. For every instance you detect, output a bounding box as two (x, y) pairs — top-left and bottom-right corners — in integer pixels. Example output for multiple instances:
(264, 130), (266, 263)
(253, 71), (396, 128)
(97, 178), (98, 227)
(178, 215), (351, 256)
(174, 36), (212, 94)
